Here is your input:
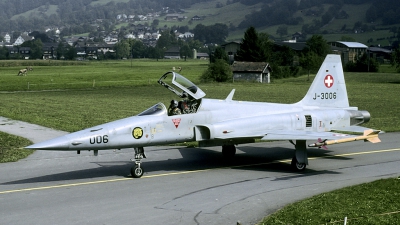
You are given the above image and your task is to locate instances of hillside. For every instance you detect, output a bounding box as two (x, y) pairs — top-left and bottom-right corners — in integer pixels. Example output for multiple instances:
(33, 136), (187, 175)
(1, 0), (400, 46)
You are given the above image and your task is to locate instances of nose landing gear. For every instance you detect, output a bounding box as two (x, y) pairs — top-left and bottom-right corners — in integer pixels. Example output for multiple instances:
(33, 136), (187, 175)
(131, 147), (146, 178)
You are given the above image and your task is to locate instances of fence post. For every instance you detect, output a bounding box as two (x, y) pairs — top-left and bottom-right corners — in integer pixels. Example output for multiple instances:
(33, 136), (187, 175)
(93, 80), (95, 88)
(27, 82), (30, 90)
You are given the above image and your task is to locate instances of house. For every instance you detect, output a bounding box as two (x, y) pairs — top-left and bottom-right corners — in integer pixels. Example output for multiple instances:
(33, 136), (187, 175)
(191, 15), (202, 21)
(231, 61), (272, 83)
(4, 33), (11, 42)
(164, 14), (185, 21)
(328, 41), (368, 64)
(103, 36), (118, 44)
(7, 46), (31, 59)
(42, 43), (57, 59)
(367, 46), (392, 63)
(19, 47), (31, 59)
(193, 49), (209, 59)
(292, 32), (305, 41)
(221, 41), (241, 64)
(274, 41), (307, 52)
(178, 32), (194, 39)
(13, 33), (33, 46)
(125, 33), (135, 39)
(97, 44), (115, 55)
(116, 14), (127, 21)
(164, 46), (180, 59)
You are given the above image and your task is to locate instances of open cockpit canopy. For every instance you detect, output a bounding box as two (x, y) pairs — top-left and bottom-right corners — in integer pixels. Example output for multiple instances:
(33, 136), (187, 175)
(158, 72), (206, 100)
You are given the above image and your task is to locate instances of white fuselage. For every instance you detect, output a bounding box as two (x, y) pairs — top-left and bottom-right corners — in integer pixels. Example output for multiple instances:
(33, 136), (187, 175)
(31, 98), (359, 151)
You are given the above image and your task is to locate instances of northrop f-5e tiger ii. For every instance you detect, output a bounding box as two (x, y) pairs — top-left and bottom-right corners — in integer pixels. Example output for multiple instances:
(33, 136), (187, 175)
(26, 54), (381, 178)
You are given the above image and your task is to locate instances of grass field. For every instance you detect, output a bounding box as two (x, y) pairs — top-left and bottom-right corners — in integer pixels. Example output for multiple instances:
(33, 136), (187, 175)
(2, 59), (399, 132)
(259, 177), (400, 224)
(1, 59), (399, 223)
(0, 132), (33, 163)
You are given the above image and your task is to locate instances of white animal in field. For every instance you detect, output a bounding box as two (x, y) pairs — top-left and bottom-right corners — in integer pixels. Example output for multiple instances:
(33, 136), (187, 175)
(17, 69), (28, 76)
(172, 67), (182, 72)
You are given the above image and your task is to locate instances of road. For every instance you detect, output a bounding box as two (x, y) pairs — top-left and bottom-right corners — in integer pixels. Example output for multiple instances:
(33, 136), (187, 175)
(0, 117), (399, 225)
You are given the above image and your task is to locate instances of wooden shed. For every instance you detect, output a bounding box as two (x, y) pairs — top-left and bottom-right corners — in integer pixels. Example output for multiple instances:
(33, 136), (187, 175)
(231, 61), (272, 83)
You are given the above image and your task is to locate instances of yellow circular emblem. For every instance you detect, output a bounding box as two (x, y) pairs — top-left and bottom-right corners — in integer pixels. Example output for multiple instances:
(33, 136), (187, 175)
(132, 127), (143, 139)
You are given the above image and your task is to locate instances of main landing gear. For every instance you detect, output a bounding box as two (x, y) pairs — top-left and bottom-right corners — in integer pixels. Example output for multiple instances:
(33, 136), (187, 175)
(222, 145), (236, 158)
(131, 147), (146, 178)
(289, 140), (308, 171)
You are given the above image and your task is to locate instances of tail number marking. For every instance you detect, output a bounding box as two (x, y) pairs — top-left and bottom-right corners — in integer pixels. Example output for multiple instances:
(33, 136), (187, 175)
(90, 135), (109, 144)
(313, 92), (336, 100)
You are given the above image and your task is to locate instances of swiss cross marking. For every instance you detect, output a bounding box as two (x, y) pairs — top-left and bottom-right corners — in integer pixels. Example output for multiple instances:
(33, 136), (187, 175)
(324, 75), (334, 88)
(172, 118), (181, 128)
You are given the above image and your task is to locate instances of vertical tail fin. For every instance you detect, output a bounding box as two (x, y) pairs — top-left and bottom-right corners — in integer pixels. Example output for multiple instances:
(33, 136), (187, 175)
(297, 54), (349, 108)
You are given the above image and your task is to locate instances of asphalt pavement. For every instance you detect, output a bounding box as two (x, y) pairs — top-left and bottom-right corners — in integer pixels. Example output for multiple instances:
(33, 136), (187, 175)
(0, 117), (399, 225)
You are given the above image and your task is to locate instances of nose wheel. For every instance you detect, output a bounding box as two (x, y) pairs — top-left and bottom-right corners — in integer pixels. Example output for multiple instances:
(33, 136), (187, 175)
(131, 164), (144, 178)
(131, 147), (146, 178)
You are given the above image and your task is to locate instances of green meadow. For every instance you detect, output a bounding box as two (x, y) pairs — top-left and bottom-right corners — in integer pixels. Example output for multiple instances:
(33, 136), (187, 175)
(1, 59), (400, 223)
(1, 60), (399, 132)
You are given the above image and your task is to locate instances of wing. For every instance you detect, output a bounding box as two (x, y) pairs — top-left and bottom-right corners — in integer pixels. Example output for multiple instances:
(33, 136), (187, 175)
(213, 127), (377, 141)
(260, 130), (354, 141)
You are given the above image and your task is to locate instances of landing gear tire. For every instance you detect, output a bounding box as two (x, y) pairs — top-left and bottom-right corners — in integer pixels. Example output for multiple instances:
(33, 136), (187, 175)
(291, 157), (306, 171)
(222, 145), (236, 158)
(131, 165), (143, 178)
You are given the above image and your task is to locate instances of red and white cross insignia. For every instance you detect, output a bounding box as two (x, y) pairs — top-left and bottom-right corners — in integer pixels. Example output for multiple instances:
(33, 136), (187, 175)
(324, 75), (334, 88)
(172, 118), (181, 128)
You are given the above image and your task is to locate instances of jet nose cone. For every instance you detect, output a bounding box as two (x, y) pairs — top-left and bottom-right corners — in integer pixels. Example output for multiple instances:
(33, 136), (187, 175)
(25, 136), (70, 150)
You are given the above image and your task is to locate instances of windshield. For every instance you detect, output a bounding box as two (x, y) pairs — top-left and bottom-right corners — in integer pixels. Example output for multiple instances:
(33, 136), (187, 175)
(137, 103), (167, 116)
(158, 72), (206, 100)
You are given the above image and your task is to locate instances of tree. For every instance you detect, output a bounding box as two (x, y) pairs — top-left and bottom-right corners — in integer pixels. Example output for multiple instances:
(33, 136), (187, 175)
(0, 46), (8, 59)
(151, 19), (159, 28)
(56, 42), (66, 60)
(299, 51), (321, 81)
(29, 31), (52, 43)
(235, 26), (266, 62)
(346, 53), (379, 72)
(200, 59), (232, 82)
(391, 48), (400, 72)
(180, 43), (192, 61)
(147, 46), (162, 60)
(211, 46), (229, 63)
(114, 40), (130, 59)
(156, 29), (176, 50)
(305, 35), (330, 58)
(130, 39), (147, 58)
(193, 23), (228, 44)
(21, 39), (43, 59)
(65, 45), (77, 60)
(258, 32), (272, 62)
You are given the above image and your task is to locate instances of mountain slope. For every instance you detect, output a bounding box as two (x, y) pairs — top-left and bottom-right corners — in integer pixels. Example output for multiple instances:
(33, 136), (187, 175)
(1, 0), (399, 46)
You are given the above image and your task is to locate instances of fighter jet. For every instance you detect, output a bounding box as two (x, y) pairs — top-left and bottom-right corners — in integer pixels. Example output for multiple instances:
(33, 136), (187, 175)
(26, 54), (380, 178)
